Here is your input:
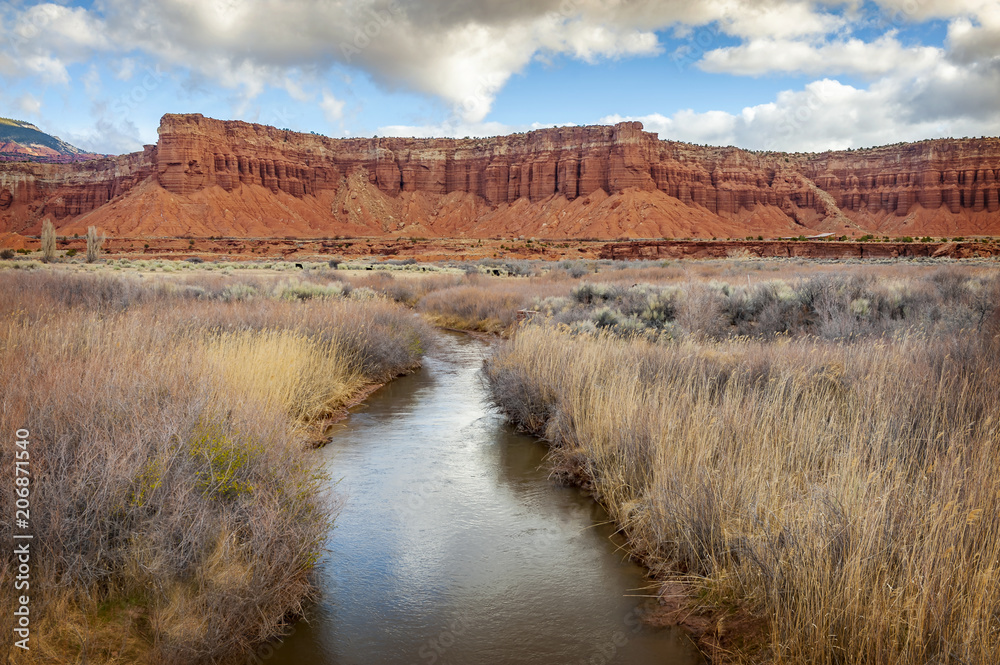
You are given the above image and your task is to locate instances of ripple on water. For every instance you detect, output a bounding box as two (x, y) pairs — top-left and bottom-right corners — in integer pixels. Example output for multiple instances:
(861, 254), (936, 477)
(267, 331), (704, 665)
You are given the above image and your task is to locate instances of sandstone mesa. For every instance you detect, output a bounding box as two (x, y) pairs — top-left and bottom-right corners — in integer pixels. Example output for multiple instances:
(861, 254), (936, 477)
(1, 113), (998, 241)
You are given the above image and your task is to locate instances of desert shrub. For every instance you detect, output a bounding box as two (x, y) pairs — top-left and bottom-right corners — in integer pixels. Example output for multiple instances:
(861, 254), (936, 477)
(570, 282), (617, 305)
(219, 283), (258, 302)
(0, 249), (14, 259)
(592, 306), (620, 329)
(0, 270), (152, 311)
(279, 281), (345, 301)
(557, 260), (591, 278)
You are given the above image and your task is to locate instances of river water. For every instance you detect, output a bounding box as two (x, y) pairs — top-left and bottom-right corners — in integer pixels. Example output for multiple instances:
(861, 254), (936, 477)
(269, 331), (703, 665)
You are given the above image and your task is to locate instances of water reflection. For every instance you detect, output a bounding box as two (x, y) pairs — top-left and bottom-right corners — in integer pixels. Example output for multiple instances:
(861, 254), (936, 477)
(267, 332), (703, 665)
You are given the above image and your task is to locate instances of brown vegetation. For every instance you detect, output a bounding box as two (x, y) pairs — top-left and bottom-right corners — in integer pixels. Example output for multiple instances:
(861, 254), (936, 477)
(480, 263), (1000, 663)
(0, 269), (429, 663)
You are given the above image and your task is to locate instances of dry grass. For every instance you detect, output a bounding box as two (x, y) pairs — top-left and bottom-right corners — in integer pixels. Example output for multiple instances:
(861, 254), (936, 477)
(485, 266), (1000, 664)
(0, 269), (430, 663)
(418, 284), (531, 332)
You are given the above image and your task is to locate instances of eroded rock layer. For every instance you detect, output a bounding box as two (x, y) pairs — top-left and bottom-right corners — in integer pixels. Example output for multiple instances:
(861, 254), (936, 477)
(1, 113), (998, 239)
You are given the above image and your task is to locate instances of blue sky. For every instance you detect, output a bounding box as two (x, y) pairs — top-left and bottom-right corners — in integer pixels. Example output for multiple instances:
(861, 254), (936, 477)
(1, 0), (998, 154)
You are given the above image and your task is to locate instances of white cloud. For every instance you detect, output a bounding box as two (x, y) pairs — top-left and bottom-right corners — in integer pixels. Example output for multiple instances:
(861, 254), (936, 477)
(605, 66), (1000, 152)
(1, 0), (998, 154)
(0, 0), (864, 124)
(113, 58), (136, 81)
(62, 105), (145, 155)
(872, 0), (994, 22)
(15, 92), (42, 116)
(378, 120), (569, 139)
(946, 7), (1000, 64)
(714, 0), (847, 39)
(699, 33), (943, 77)
(20, 54), (70, 85)
(83, 64), (102, 97)
(319, 91), (345, 123)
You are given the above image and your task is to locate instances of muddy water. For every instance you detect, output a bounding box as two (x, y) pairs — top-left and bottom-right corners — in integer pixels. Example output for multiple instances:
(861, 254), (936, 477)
(269, 332), (703, 665)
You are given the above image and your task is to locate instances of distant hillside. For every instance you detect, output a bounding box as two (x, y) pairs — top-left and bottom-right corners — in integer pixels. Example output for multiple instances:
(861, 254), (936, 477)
(0, 117), (104, 163)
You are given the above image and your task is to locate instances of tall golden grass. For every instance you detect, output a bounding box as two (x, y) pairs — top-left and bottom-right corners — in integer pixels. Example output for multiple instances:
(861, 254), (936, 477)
(0, 270), (429, 663)
(486, 300), (1000, 663)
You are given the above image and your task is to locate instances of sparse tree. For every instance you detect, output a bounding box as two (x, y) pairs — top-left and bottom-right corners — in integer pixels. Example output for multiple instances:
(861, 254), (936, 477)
(41, 218), (56, 262)
(86, 226), (104, 263)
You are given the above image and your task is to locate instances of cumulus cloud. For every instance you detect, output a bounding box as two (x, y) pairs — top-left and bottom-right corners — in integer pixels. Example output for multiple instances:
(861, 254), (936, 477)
(0, 0), (851, 123)
(604, 67), (1000, 152)
(714, 0), (847, 39)
(62, 105), (145, 155)
(15, 92), (42, 116)
(319, 90), (345, 123)
(0, 0), (998, 152)
(871, 0), (994, 22)
(699, 33), (943, 77)
(378, 119), (571, 139)
(947, 8), (1000, 64)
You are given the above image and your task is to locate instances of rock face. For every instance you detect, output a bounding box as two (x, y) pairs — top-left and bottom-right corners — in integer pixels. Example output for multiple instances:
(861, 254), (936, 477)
(0, 147), (155, 232)
(1, 113), (999, 239)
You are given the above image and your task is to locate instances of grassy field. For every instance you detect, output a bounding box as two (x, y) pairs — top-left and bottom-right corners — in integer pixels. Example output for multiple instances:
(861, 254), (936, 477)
(0, 268), (430, 663)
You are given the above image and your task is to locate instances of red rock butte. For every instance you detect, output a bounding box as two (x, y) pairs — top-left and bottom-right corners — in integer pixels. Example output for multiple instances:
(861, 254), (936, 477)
(1, 113), (998, 240)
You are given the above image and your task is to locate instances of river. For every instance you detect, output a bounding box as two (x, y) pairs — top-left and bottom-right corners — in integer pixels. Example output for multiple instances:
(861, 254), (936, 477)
(268, 331), (703, 665)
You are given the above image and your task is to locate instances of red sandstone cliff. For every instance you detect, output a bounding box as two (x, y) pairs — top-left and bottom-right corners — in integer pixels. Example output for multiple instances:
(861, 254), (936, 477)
(1, 114), (998, 240)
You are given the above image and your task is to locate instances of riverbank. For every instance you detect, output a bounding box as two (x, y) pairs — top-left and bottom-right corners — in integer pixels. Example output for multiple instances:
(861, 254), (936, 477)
(479, 266), (1000, 664)
(0, 268), (431, 664)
